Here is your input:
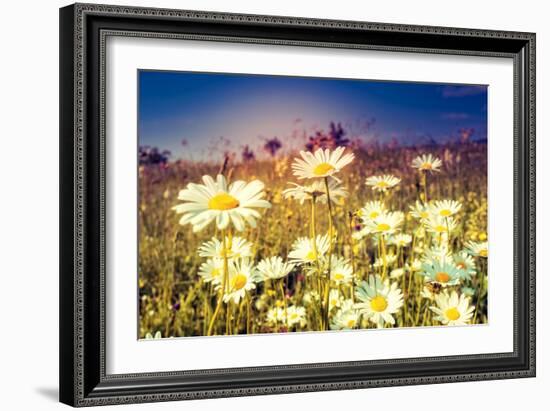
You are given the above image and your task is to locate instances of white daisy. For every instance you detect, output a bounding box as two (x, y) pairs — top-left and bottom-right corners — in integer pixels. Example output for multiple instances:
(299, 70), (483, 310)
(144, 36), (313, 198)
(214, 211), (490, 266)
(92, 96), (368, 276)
(373, 253), (398, 268)
(430, 200), (462, 218)
(144, 331), (162, 339)
(409, 201), (431, 220)
(390, 267), (405, 279)
(173, 174), (271, 232)
(328, 289), (343, 311)
(423, 214), (457, 235)
(291, 147), (355, 180)
(283, 179), (348, 205)
(466, 240), (488, 258)
(257, 256), (295, 280)
(354, 275), (404, 328)
(197, 236), (253, 260)
(421, 259), (461, 286)
(453, 251), (477, 279)
(266, 307), (285, 325)
(365, 174), (401, 191)
(198, 258), (225, 285)
(285, 305), (307, 328)
(390, 233), (412, 247)
(411, 153), (442, 173)
(430, 291), (475, 326)
(358, 201), (386, 221)
(288, 235), (330, 265)
(222, 259), (261, 304)
(364, 211), (404, 236)
(330, 301), (360, 330)
(329, 256), (354, 285)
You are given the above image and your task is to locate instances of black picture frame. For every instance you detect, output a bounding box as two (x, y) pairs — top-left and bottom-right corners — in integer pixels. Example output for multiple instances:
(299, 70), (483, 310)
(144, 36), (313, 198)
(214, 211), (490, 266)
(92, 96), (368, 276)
(59, 3), (536, 407)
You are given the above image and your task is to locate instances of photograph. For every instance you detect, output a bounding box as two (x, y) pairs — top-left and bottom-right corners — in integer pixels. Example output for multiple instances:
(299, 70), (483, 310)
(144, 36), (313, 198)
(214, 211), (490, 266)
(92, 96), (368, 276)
(137, 71), (489, 338)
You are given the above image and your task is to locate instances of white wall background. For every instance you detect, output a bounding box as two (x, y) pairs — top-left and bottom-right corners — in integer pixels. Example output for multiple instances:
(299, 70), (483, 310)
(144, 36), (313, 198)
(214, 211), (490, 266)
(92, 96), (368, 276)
(0, 0), (546, 409)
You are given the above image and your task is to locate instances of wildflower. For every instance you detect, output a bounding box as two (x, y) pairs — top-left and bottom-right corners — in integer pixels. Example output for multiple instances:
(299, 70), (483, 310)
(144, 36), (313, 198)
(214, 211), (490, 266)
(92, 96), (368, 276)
(328, 289), (343, 311)
(145, 331), (162, 339)
(430, 200), (462, 218)
(198, 258), (225, 285)
(365, 174), (401, 191)
(390, 233), (412, 247)
(330, 301), (360, 330)
(411, 153), (442, 172)
(453, 251), (477, 279)
(257, 256), (295, 280)
(409, 201), (430, 220)
(285, 306), (307, 327)
(291, 147), (354, 180)
(173, 174), (270, 232)
(364, 211), (404, 235)
(288, 235), (330, 265)
(430, 291), (475, 326)
(222, 259), (261, 304)
(423, 214), (458, 235)
(421, 259), (461, 286)
(358, 201), (386, 221)
(329, 256), (354, 285)
(198, 236), (253, 260)
(283, 179), (348, 205)
(466, 240), (488, 258)
(354, 275), (404, 328)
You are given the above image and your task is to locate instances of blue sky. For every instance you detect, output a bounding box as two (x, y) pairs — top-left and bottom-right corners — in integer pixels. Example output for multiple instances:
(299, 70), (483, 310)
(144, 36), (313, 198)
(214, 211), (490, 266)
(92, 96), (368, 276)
(138, 70), (487, 161)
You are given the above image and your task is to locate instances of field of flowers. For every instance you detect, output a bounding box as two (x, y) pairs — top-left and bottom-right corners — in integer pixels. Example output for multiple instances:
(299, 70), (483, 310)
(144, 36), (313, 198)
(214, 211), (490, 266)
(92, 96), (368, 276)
(138, 141), (488, 338)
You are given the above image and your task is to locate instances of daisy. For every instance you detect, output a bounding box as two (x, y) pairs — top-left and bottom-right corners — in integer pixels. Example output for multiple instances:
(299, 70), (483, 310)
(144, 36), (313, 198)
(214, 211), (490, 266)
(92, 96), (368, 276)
(266, 307), (285, 325)
(328, 289), (343, 311)
(330, 302), (360, 330)
(358, 201), (386, 221)
(421, 259), (461, 286)
(354, 275), (404, 328)
(390, 267), (405, 279)
(283, 179), (348, 205)
(173, 174), (271, 232)
(430, 291), (475, 326)
(144, 331), (162, 339)
(373, 253), (398, 268)
(365, 174), (401, 192)
(411, 153), (442, 173)
(453, 251), (477, 279)
(257, 256), (295, 280)
(409, 201), (431, 220)
(291, 146), (355, 180)
(423, 214), (458, 235)
(198, 258), (225, 285)
(285, 305), (307, 328)
(364, 211), (404, 236)
(288, 235), (330, 265)
(329, 256), (354, 285)
(422, 245), (453, 265)
(430, 200), (462, 218)
(390, 233), (412, 247)
(197, 236), (253, 260)
(222, 259), (261, 304)
(466, 240), (488, 258)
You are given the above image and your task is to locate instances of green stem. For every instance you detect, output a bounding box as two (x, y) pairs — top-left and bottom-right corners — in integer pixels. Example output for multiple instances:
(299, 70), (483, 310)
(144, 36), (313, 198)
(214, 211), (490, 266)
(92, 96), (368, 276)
(323, 177), (335, 331)
(206, 230), (229, 336)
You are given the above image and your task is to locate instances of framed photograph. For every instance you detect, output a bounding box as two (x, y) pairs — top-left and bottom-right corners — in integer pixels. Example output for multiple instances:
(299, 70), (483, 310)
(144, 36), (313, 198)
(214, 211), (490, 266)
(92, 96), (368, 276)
(59, 3), (535, 407)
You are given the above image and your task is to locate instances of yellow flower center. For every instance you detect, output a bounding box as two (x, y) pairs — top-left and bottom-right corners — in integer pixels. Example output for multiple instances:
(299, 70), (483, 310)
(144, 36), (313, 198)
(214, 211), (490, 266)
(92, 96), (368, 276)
(370, 296), (388, 312)
(290, 313), (298, 320)
(435, 225), (446, 233)
(435, 272), (450, 283)
(211, 268), (222, 278)
(479, 249), (488, 257)
(208, 193), (240, 210)
(333, 273), (345, 281)
(346, 319), (356, 328)
(313, 162), (335, 176)
(420, 211), (429, 218)
(305, 250), (317, 261)
(376, 181), (389, 188)
(440, 209), (452, 217)
(445, 307), (461, 321)
(231, 274), (248, 291)
(369, 211), (380, 219)
(421, 162), (433, 170)
(377, 223), (391, 232)
(457, 262), (466, 269)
